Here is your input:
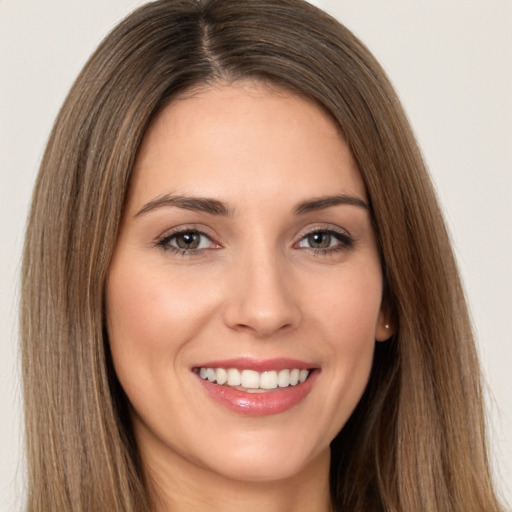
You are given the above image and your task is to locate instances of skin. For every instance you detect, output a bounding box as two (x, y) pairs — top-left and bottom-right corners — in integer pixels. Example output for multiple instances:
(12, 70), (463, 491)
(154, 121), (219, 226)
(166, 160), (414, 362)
(106, 81), (391, 512)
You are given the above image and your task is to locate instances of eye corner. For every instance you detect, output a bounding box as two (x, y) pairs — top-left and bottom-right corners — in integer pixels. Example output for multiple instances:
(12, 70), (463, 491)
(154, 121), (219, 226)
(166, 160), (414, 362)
(294, 226), (354, 254)
(155, 227), (221, 255)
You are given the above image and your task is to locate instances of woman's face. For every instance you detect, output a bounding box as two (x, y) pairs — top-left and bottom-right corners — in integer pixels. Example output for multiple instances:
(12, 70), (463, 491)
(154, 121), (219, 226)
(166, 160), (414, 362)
(106, 81), (389, 484)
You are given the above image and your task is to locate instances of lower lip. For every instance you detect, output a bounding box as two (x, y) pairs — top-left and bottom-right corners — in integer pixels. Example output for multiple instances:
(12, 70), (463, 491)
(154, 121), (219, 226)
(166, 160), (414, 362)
(196, 371), (317, 416)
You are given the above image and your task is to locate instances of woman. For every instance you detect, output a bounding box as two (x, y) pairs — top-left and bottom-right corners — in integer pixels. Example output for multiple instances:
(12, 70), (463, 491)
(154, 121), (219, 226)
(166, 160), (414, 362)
(20, 0), (506, 511)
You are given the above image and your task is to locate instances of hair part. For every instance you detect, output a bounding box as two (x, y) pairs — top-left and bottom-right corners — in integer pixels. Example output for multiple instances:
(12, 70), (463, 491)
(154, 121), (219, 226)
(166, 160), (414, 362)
(21, 0), (503, 510)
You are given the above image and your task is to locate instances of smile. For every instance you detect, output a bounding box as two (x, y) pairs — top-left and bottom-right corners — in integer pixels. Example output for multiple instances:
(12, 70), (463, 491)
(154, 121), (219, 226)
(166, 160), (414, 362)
(193, 358), (318, 416)
(197, 367), (310, 391)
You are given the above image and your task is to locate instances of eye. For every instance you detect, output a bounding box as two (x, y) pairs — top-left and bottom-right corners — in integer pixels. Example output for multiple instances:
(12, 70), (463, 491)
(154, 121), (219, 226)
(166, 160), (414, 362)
(297, 229), (353, 252)
(157, 229), (217, 253)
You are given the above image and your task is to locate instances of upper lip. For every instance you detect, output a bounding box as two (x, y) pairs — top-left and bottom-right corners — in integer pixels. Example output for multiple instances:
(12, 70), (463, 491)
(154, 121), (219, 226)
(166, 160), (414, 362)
(192, 357), (317, 372)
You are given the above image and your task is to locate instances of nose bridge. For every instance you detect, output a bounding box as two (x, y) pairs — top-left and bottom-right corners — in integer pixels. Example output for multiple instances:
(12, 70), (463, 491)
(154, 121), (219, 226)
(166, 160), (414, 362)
(223, 239), (301, 337)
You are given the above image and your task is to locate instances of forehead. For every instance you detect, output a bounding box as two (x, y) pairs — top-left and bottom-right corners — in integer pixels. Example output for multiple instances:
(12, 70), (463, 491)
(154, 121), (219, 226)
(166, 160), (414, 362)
(127, 80), (366, 211)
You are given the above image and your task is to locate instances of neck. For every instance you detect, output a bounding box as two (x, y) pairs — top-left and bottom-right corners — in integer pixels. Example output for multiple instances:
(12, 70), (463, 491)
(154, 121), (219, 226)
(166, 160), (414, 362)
(143, 443), (332, 512)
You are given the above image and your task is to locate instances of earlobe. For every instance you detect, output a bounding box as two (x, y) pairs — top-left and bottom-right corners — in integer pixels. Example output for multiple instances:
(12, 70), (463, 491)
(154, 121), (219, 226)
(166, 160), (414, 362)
(375, 312), (394, 342)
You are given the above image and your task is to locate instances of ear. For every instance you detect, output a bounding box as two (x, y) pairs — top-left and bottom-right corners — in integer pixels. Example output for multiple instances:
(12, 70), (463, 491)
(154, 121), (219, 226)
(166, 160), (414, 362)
(375, 307), (394, 342)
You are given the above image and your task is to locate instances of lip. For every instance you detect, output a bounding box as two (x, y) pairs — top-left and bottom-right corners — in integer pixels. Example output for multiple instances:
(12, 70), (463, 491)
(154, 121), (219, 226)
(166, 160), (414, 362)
(192, 358), (319, 416)
(192, 357), (316, 372)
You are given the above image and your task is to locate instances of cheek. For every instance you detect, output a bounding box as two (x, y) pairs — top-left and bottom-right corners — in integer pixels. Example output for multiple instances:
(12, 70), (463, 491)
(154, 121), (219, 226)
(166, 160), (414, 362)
(106, 261), (211, 351)
(311, 265), (382, 407)
(104, 260), (217, 404)
(104, 259), (218, 433)
(337, 275), (382, 364)
(311, 262), (383, 342)
(107, 268), (168, 359)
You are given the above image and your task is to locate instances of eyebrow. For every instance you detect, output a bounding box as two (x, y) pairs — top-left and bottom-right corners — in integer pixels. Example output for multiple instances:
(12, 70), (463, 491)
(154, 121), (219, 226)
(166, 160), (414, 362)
(293, 194), (369, 214)
(135, 194), (233, 217)
(135, 192), (368, 218)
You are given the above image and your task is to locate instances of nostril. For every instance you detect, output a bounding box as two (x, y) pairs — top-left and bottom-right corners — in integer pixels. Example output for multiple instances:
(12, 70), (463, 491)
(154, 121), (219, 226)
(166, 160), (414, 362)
(226, 313), (299, 338)
(222, 264), (302, 336)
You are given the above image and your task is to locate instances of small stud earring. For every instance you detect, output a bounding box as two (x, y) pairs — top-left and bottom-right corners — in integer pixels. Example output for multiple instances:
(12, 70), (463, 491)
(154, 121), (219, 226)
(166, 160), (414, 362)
(385, 324), (390, 329)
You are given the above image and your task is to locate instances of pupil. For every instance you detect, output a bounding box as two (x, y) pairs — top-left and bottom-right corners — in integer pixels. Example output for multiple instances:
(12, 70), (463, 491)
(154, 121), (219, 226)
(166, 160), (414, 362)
(176, 232), (200, 249)
(308, 232), (330, 248)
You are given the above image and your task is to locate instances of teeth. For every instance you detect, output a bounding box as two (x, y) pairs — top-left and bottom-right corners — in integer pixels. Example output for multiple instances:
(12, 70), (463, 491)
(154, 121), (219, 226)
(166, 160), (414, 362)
(198, 367), (311, 389)
(277, 369), (290, 387)
(216, 368), (228, 385)
(241, 369), (260, 389)
(260, 371), (278, 390)
(227, 368), (241, 386)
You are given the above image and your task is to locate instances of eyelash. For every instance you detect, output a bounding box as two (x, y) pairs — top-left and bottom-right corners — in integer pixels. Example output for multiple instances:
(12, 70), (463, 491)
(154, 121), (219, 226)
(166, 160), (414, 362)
(156, 228), (216, 255)
(155, 227), (354, 256)
(296, 227), (354, 254)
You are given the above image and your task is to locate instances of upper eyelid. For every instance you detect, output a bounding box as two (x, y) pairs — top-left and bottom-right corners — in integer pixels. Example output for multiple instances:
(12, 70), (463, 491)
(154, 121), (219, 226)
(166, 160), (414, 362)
(154, 224), (353, 249)
(155, 225), (216, 243)
(297, 224), (352, 239)
(294, 226), (354, 249)
(163, 230), (212, 242)
(155, 229), (219, 255)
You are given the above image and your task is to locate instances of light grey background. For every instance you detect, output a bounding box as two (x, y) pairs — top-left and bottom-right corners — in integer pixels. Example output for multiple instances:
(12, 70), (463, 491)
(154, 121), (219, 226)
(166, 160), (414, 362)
(1, 1), (511, 509)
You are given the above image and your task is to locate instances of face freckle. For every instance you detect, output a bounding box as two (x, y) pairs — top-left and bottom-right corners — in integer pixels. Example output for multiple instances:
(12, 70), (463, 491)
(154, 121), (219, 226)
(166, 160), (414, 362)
(106, 80), (389, 487)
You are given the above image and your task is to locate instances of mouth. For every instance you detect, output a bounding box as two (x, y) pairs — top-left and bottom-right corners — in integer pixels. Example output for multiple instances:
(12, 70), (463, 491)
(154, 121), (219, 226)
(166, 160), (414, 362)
(194, 367), (311, 393)
(192, 358), (319, 416)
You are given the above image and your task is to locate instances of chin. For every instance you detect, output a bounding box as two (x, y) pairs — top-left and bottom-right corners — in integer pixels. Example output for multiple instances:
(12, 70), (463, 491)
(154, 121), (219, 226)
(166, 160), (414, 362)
(183, 423), (332, 484)
(202, 446), (328, 484)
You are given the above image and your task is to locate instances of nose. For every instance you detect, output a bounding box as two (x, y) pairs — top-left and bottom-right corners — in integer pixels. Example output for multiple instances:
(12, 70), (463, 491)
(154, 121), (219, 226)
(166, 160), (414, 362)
(223, 251), (302, 338)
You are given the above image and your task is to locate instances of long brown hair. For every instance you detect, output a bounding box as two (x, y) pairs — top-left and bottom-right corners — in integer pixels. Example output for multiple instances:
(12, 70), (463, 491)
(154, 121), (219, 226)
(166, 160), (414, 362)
(20, 1), (504, 510)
